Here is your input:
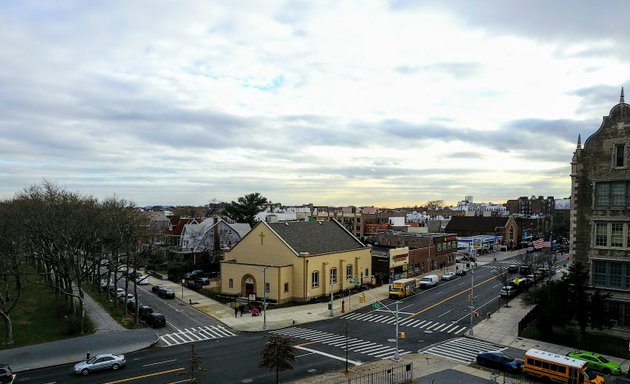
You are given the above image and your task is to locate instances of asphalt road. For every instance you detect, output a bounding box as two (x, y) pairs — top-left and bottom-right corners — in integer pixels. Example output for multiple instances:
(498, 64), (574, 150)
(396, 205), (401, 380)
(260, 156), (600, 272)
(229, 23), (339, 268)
(13, 333), (346, 384)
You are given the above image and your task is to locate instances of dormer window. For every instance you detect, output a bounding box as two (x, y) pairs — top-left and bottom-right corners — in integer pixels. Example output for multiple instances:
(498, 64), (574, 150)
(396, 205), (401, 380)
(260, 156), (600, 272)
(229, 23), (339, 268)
(614, 143), (626, 168)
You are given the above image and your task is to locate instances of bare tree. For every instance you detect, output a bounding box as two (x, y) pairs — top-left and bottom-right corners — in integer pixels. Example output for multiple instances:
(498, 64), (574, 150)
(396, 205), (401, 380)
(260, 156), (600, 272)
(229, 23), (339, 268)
(259, 334), (295, 384)
(0, 199), (26, 344)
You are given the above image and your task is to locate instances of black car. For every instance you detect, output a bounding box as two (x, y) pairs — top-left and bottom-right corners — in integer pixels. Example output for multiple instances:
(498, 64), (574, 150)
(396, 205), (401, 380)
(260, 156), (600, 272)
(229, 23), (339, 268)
(158, 287), (175, 299)
(184, 269), (204, 280)
(518, 266), (532, 275)
(138, 305), (154, 321)
(507, 264), (519, 273)
(151, 284), (165, 294)
(455, 269), (467, 276)
(0, 364), (13, 384)
(146, 313), (166, 328)
(186, 280), (203, 290)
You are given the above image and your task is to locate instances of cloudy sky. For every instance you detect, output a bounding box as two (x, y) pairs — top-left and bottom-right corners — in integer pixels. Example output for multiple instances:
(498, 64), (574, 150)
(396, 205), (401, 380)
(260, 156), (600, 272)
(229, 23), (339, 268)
(2, 1), (629, 208)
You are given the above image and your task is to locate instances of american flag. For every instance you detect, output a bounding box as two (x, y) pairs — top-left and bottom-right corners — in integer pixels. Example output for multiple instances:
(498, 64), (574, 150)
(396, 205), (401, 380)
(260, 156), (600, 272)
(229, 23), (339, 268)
(532, 238), (550, 249)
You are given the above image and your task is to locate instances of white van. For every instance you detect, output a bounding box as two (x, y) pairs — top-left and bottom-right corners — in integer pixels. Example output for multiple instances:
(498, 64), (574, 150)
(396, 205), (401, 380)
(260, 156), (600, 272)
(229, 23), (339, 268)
(419, 275), (439, 288)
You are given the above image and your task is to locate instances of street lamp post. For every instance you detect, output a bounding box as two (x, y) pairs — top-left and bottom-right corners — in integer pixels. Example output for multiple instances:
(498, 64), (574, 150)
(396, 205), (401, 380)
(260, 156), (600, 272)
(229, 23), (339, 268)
(360, 290), (401, 361)
(247, 265), (270, 331)
(329, 274), (334, 317)
(394, 300), (400, 361)
(469, 268), (475, 335)
(263, 266), (267, 330)
(181, 279), (185, 299)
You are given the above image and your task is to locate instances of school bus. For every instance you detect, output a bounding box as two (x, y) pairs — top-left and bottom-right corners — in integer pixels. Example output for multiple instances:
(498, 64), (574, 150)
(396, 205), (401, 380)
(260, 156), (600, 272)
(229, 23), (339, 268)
(388, 278), (419, 299)
(523, 348), (606, 384)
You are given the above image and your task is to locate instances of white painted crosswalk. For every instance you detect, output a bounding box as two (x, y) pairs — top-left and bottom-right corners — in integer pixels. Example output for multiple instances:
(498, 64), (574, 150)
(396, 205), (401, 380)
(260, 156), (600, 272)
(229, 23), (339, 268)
(271, 327), (410, 360)
(340, 312), (469, 335)
(159, 325), (236, 346)
(422, 337), (506, 363)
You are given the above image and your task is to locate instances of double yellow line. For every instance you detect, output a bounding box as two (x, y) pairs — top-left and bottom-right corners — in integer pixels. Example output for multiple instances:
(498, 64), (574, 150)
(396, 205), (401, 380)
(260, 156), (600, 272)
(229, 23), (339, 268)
(405, 274), (500, 319)
(103, 367), (186, 383)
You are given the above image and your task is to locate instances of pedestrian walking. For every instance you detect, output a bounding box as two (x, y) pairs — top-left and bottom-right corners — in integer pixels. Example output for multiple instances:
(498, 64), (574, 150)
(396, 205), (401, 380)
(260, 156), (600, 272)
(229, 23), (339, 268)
(86, 352), (90, 360)
(234, 305), (238, 318)
(239, 305), (244, 317)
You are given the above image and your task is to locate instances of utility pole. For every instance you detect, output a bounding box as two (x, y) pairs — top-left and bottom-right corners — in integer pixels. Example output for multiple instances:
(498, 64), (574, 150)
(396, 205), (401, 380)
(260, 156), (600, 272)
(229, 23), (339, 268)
(469, 268), (475, 336)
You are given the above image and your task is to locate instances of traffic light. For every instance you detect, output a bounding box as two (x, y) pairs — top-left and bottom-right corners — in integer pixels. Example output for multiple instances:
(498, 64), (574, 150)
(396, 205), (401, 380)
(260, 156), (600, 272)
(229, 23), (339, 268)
(359, 294), (366, 303)
(398, 331), (406, 339)
(473, 311), (479, 317)
(467, 294), (472, 302)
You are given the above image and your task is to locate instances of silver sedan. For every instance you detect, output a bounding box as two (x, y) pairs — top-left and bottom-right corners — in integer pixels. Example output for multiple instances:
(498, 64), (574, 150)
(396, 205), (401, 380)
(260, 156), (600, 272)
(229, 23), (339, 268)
(73, 353), (126, 375)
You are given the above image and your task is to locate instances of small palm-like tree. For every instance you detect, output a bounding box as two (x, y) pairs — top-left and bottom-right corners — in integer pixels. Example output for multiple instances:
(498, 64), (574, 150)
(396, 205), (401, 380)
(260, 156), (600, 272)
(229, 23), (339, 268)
(259, 334), (295, 383)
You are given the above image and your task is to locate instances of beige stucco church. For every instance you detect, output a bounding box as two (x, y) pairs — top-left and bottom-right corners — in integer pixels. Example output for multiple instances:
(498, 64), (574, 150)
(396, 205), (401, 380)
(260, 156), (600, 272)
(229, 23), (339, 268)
(220, 220), (372, 304)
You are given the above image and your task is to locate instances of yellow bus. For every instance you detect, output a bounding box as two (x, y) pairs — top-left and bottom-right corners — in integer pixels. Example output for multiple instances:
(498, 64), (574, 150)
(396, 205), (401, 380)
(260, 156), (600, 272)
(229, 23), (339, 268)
(388, 278), (419, 299)
(523, 348), (605, 384)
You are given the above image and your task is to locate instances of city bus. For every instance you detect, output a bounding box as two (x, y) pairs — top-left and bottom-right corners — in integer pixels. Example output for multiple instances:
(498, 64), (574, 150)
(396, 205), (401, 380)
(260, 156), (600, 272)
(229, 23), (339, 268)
(523, 348), (605, 384)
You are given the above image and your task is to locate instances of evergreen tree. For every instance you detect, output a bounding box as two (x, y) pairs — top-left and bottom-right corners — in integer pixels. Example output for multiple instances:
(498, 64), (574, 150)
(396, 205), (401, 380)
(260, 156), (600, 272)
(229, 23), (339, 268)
(224, 193), (268, 227)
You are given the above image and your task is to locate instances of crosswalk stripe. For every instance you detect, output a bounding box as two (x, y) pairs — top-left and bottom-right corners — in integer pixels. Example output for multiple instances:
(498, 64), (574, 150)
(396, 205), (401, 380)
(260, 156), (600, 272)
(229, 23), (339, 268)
(414, 320), (427, 328)
(419, 321), (433, 329)
(272, 327), (408, 360)
(159, 325), (236, 347)
(423, 337), (506, 363)
(454, 326), (467, 334)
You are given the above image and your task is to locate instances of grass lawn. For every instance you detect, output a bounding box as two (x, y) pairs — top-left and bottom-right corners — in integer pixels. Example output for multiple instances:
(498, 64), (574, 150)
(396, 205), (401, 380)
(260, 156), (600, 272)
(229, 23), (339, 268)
(0, 278), (90, 350)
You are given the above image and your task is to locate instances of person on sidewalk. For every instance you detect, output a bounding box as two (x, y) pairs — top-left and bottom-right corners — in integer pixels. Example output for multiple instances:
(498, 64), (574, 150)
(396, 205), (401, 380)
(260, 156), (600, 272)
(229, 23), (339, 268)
(239, 305), (244, 317)
(234, 305), (238, 318)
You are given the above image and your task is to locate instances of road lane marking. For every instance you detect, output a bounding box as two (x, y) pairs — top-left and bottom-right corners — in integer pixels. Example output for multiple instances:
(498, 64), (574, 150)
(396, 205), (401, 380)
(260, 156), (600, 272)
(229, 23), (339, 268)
(406, 274), (499, 319)
(437, 309), (452, 318)
(103, 367), (185, 383)
(143, 359), (178, 367)
(294, 346), (362, 366)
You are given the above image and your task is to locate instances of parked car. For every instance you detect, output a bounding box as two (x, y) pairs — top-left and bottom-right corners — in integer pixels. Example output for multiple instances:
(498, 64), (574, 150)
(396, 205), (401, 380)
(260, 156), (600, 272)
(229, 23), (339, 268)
(136, 274), (149, 285)
(158, 287), (175, 299)
(73, 353), (126, 376)
(152, 284), (166, 294)
(138, 305), (154, 321)
(455, 269), (467, 276)
(146, 313), (166, 328)
(186, 280), (203, 290)
(499, 285), (518, 298)
(419, 275), (439, 288)
(476, 351), (523, 373)
(184, 269), (204, 280)
(507, 264), (519, 273)
(0, 363), (14, 384)
(117, 293), (135, 304)
(567, 351), (622, 375)
(441, 272), (456, 281)
(195, 276), (210, 286)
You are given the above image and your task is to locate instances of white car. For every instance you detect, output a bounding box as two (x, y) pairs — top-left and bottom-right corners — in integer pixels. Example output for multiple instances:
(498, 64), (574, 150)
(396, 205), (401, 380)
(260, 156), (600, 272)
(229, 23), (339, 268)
(136, 274), (149, 285)
(442, 272), (457, 281)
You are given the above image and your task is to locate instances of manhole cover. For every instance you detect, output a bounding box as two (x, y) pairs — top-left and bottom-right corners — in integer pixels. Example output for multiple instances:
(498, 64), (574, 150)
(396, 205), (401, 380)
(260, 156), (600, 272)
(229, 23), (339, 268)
(387, 338), (396, 342)
(307, 369), (317, 373)
(424, 330), (433, 334)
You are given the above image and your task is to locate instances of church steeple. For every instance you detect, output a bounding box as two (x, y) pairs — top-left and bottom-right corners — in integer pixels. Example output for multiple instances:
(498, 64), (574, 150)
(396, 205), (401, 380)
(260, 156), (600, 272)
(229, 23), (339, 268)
(577, 134), (581, 150)
(621, 87), (625, 104)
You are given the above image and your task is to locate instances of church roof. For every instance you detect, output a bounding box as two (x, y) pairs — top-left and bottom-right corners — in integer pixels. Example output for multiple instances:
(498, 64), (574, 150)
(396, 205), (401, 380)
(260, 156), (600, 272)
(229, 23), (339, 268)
(268, 220), (365, 255)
